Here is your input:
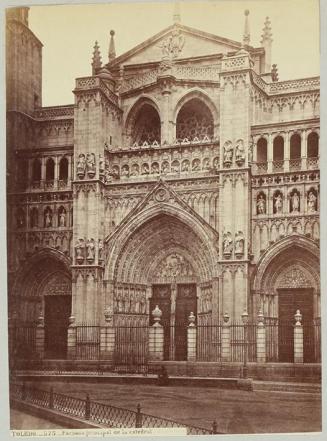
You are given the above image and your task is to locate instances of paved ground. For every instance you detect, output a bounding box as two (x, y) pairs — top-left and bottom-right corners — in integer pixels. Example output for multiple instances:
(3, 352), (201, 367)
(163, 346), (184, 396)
(10, 408), (64, 430)
(21, 380), (321, 434)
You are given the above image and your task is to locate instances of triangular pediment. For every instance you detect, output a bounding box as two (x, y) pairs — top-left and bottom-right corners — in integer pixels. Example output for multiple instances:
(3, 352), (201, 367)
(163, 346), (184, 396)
(108, 23), (246, 68)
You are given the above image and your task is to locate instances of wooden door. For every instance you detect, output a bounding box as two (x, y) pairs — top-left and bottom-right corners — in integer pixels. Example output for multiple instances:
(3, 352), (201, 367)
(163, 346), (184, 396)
(44, 295), (71, 359)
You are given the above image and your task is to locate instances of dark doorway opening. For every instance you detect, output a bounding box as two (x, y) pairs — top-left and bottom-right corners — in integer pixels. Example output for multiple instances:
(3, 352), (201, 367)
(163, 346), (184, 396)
(44, 295), (71, 359)
(278, 288), (314, 362)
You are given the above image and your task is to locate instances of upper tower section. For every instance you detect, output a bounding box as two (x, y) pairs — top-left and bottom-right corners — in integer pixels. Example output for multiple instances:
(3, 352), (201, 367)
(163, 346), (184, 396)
(6, 7), (43, 114)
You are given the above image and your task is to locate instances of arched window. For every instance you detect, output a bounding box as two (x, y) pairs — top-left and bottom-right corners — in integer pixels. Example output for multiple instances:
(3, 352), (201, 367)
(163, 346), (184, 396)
(290, 134), (301, 159)
(59, 157), (69, 181)
(307, 132), (319, 158)
(273, 136), (284, 161)
(30, 207), (38, 228)
(131, 103), (161, 146)
(46, 158), (55, 181)
(176, 98), (214, 142)
(32, 159), (41, 182)
(257, 138), (267, 162)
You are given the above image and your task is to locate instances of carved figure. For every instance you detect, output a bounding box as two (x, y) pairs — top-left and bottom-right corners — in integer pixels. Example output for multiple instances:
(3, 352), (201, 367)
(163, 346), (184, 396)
(235, 231), (245, 256)
(75, 239), (85, 263)
(274, 193), (283, 214)
(213, 157), (219, 170)
(181, 160), (190, 172)
(59, 210), (66, 227)
(86, 153), (96, 177)
(98, 239), (104, 261)
(151, 163), (159, 174)
(162, 162), (170, 174)
(291, 192), (300, 213)
(171, 161), (180, 173)
(77, 154), (86, 178)
(121, 165), (129, 177)
(203, 158), (210, 170)
(131, 164), (139, 176)
(86, 238), (95, 262)
(308, 191), (317, 213)
(99, 154), (105, 176)
(223, 232), (233, 255)
(44, 209), (52, 228)
(235, 139), (245, 164)
(192, 159), (200, 171)
(257, 194), (266, 214)
(223, 141), (233, 164)
(141, 163), (149, 175)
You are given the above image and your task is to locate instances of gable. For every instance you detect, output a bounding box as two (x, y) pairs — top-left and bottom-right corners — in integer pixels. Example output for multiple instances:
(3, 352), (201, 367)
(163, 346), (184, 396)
(109, 24), (243, 68)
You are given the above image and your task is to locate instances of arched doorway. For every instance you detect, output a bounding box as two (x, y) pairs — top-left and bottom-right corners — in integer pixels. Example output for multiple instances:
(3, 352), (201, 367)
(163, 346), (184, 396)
(12, 250), (72, 359)
(253, 236), (320, 362)
(106, 205), (217, 362)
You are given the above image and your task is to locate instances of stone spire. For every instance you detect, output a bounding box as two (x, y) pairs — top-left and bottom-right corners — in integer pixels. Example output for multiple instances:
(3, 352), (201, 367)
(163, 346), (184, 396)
(242, 9), (250, 46)
(173, 1), (181, 24)
(91, 41), (102, 75)
(108, 30), (116, 62)
(261, 17), (273, 73)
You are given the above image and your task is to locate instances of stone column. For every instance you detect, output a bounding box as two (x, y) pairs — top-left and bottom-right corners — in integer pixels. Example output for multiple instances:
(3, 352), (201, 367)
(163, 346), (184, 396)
(267, 134), (273, 173)
(149, 305), (164, 361)
(221, 312), (231, 362)
(187, 312), (196, 362)
(100, 307), (115, 360)
(284, 132), (290, 172)
(41, 157), (46, 185)
(35, 313), (45, 359)
(256, 310), (266, 363)
(54, 156), (59, 189)
(301, 130), (307, 170)
(67, 316), (77, 360)
(294, 310), (303, 363)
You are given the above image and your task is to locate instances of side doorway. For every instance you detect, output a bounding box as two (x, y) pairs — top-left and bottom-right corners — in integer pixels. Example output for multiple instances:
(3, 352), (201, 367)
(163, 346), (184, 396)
(44, 295), (71, 359)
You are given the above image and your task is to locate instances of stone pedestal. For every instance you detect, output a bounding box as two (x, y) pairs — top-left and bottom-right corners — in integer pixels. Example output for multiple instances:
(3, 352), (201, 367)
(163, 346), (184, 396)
(256, 314), (266, 363)
(67, 325), (77, 360)
(100, 326), (115, 360)
(35, 326), (45, 359)
(149, 325), (164, 361)
(221, 320), (231, 362)
(187, 325), (197, 362)
(294, 324), (304, 363)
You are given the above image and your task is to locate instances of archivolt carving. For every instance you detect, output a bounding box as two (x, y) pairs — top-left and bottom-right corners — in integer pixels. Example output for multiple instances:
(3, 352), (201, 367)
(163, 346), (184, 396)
(276, 265), (312, 289)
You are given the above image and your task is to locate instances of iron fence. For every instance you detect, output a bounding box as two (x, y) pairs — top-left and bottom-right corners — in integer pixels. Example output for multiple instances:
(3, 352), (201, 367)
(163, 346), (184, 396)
(10, 382), (217, 434)
(76, 325), (100, 360)
(230, 322), (256, 362)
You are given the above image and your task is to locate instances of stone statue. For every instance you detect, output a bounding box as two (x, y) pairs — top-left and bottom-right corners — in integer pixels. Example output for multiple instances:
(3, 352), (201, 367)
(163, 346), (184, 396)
(77, 154), (86, 178)
(59, 210), (66, 227)
(121, 165), (129, 177)
(307, 191), (317, 213)
(44, 210), (52, 228)
(274, 193), (283, 214)
(141, 163), (149, 175)
(235, 139), (245, 164)
(192, 159), (200, 171)
(291, 192), (300, 213)
(213, 157), (219, 170)
(235, 231), (245, 256)
(131, 164), (139, 176)
(223, 141), (233, 164)
(151, 163), (159, 174)
(99, 154), (105, 176)
(223, 232), (233, 255)
(171, 161), (180, 173)
(203, 158), (210, 170)
(257, 194), (266, 214)
(86, 153), (96, 177)
(162, 162), (169, 174)
(75, 238), (85, 264)
(86, 238), (95, 262)
(181, 160), (190, 172)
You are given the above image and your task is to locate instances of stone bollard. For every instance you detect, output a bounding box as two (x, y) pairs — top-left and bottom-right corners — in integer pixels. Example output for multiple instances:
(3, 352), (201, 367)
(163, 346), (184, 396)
(67, 316), (77, 360)
(294, 310), (304, 363)
(100, 307), (115, 361)
(221, 312), (231, 362)
(149, 306), (164, 361)
(187, 312), (196, 362)
(256, 310), (266, 363)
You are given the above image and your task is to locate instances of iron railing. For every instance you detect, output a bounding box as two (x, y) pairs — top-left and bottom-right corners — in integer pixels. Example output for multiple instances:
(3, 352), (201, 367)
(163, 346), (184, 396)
(10, 383), (218, 434)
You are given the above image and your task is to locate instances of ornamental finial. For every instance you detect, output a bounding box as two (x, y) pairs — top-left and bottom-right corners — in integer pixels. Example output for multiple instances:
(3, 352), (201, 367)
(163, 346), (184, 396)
(91, 41), (102, 75)
(243, 9), (250, 46)
(109, 30), (116, 62)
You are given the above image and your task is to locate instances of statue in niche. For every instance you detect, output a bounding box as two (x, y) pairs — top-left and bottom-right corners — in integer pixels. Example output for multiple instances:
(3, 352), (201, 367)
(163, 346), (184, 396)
(141, 163), (149, 175)
(111, 165), (120, 179)
(223, 141), (233, 165)
(235, 139), (245, 165)
(162, 162), (170, 174)
(171, 161), (180, 173)
(181, 160), (190, 172)
(235, 231), (245, 257)
(86, 153), (96, 178)
(98, 239), (104, 261)
(139, 293), (146, 314)
(17, 210), (25, 228)
(75, 238), (85, 264)
(213, 157), (219, 171)
(86, 238), (95, 262)
(44, 209), (52, 228)
(203, 158), (210, 170)
(76, 154), (86, 178)
(291, 191), (300, 213)
(307, 191), (317, 213)
(257, 194), (266, 215)
(192, 159), (200, 171)
(123, 289), (129, 313)
(151, 163), (159, 174)
(121, 165), (129, 177)
(131, 164), (139, 176)
(99, 154), (105, 177)
(274, 193), (283, 214)
(223, 232), (233, 256)
(59, 209), (66, 227)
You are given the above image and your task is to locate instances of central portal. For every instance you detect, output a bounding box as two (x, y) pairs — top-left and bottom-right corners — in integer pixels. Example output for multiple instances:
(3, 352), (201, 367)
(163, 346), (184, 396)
(150, 283), (197, 361)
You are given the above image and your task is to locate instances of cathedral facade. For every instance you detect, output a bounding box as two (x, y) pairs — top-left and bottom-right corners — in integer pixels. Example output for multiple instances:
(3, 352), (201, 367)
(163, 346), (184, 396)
(6, 6), (320, 368)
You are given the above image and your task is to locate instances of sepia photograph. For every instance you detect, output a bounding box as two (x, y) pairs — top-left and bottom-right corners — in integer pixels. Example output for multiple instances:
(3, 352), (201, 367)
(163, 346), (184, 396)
(4, 0), (324, 437)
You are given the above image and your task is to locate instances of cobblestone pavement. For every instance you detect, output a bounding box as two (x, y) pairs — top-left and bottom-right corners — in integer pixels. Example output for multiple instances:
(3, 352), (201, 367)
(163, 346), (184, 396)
(22, 380), (321, 434)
